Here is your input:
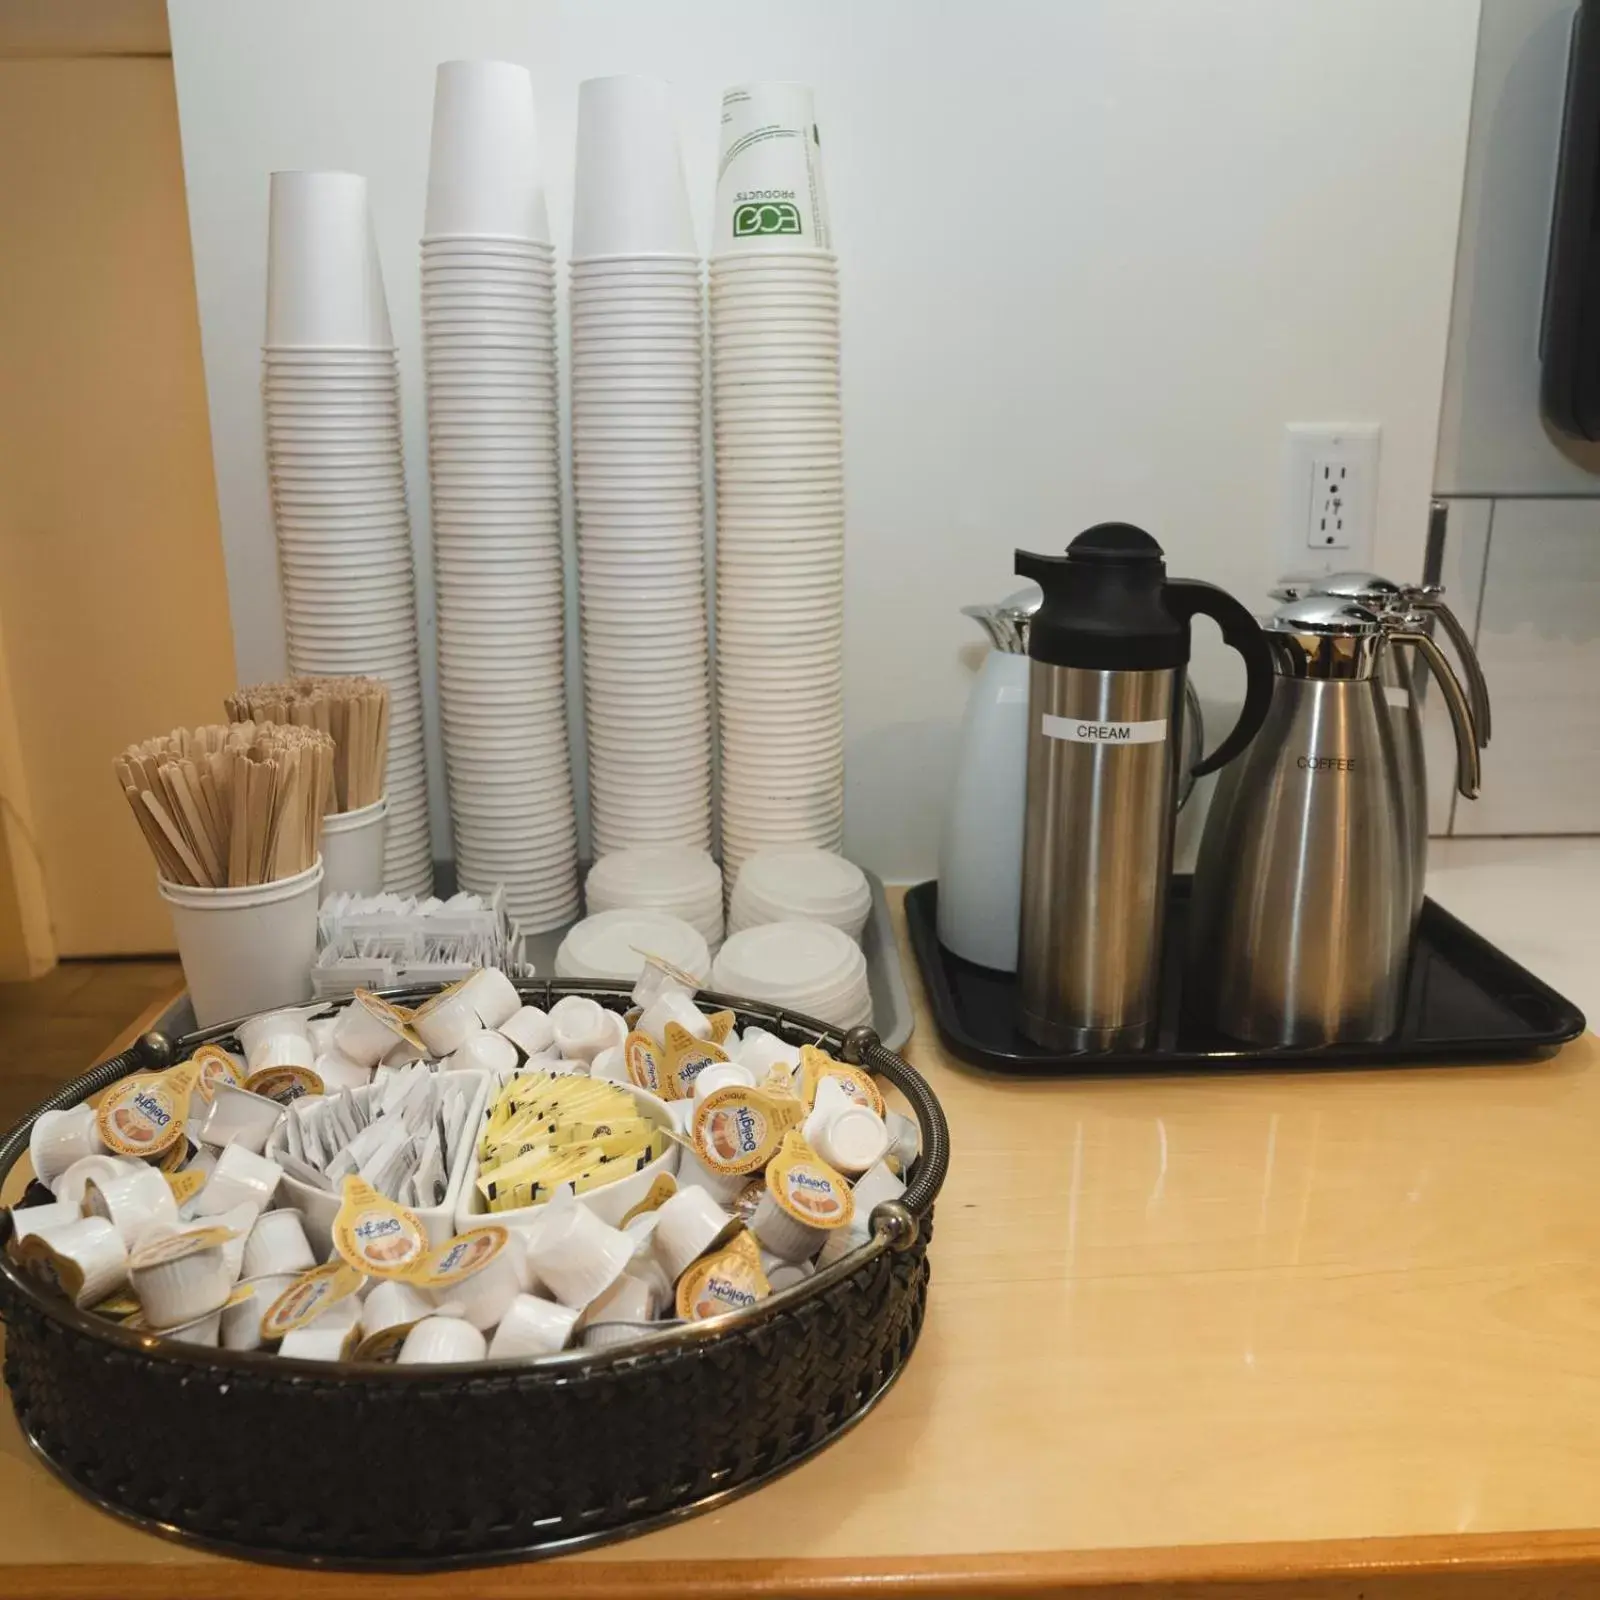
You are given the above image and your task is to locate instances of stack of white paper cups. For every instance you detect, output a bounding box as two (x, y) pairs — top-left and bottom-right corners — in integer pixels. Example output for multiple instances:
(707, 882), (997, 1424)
(570, 77), (712, 857)
(421, 61), (578, 931)
(709, 84), (843, 881)
(262, 170), (433, 895)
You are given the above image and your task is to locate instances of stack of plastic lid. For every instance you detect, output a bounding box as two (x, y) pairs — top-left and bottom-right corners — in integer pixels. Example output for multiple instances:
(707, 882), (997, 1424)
(553, 908), (712, 985)
(709, 83), (843, 881)
(583, 847), (724, 949)
(710, 921), (871, 1030)
(727, 848), (871, 942)
(262, 169), (432, 895)
(570, 76), (711, 856)
(421, 61), (578, 931)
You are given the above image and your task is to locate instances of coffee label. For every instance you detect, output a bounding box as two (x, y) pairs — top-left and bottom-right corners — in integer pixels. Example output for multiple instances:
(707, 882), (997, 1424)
(1041, 714), (1167, 746)
(331, 1176), (429, 1278)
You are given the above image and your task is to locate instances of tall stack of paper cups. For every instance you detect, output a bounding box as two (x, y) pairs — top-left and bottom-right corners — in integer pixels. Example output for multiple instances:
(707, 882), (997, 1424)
(709, 85), (844, 882)
(262, 170), (433, 895)
(570, 77), (712, 857)
(421, 61), (579, 931)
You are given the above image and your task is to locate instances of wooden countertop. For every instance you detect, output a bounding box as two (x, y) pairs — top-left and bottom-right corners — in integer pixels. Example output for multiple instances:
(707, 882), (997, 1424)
(7, 894), (1600, 1597)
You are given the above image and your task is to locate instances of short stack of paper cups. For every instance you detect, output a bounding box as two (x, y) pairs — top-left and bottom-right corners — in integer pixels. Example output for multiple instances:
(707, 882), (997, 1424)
(421, 60), (579, 931)
(570, 77), (712, 857)
(262, 170), (433, 895)
(709, 84), (844, 882)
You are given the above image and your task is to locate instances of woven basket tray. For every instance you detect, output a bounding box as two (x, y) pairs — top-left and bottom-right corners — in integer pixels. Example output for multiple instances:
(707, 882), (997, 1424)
(0, 981), (949, 1570)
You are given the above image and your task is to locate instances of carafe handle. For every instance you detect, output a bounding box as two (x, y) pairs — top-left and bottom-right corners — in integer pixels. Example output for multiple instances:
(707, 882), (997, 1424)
(1164, 580), (1275, 776)
(1406, 590), (1492, 745)
(1390, 628), (1482, 800)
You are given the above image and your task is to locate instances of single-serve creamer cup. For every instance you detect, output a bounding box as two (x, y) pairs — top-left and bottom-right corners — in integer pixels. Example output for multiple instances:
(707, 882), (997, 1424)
(487, 1292), (579, 1358)
(714, 83), (831, 256)
(29, 1105), (105, 1191)
(398, 1315), (487, 1364)
(522, 1196), (634, 1307)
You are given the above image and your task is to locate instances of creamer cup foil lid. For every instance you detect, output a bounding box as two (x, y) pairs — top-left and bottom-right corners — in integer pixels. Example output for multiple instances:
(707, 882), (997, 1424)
(96, 1060), (200, 1158)
(357, 987), (426, 1050)
(624, 1028), (666, 1095)
(705, 1010), (736, 1046)
(128, 1224), (235, 1271)
(332, 1175), (429, 1278)
(260, 1259), (366, 1340)
(191, 1044), (244, 1103)
(765, 1130), (854, 1231)
(620, 1171), (677, 1227)
(798, 1046), (884, 1117)
(663, 1022), (729, 1102)
(244, 1065), (324, 1104)
(407, 1224), (509, 1289)
(691, 1085), (802, 1176)
(162, 1168), (207, 1206)
(675, 1228), (771, 1321)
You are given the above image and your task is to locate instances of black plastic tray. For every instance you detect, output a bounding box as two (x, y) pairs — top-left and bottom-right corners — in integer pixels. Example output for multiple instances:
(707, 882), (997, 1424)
(905, 877), (1586, 1072)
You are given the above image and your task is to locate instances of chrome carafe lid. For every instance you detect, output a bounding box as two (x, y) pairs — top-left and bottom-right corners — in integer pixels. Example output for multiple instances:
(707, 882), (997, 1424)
(1264, 597), (1389, 679)
(961, 583), (1041, 654)
(1271, 570), (1491, 743)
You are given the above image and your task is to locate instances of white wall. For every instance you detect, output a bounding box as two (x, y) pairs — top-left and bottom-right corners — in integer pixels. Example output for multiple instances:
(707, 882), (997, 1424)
(168, 0), (1480, 882)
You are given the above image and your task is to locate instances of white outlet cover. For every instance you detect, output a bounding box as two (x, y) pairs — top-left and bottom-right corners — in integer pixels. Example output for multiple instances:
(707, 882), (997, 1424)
(1277, 423), (1381, 577)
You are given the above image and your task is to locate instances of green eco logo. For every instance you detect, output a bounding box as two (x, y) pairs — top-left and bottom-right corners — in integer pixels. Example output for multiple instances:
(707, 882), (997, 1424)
(733, 200), (802, 237)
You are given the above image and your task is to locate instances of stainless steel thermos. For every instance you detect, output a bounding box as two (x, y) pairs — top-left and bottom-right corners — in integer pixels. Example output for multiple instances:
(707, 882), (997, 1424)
(1014, 525), (1274, 1052)
(1190, 596), (1482, 1047)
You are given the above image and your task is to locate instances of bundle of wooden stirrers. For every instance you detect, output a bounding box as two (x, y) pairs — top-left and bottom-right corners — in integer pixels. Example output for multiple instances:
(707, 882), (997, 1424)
(113, 722), (334, 888)
(224, 675), (389, 814)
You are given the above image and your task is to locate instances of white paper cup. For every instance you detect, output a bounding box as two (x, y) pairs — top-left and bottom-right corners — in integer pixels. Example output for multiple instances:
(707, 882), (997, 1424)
(487, 1293), (579, 1358)
(398, 1315), (487, 1364)
(242, 1208), (316, 1278)
(265, 171), (392, 348)
(190, 1143), (282, 1219)
(652, 1187), (739, 1281)
(424, 60), (549, 242)
(159, 860), (322, 1029)
(29, 1105), (105, 1192)
(83, 1167), (178, 1250)
(318, 797), (388, 900)
(221, 1272), (297, 1351)
(713, 83), (830, 255)
(572, 74), (696, 256)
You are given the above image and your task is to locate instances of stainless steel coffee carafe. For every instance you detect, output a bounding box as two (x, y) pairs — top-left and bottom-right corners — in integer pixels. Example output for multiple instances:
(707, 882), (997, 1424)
(1015, 524), (1275, 1052)
(1191, 597), (1482, 1048)
(1273, 570), (1492, 927)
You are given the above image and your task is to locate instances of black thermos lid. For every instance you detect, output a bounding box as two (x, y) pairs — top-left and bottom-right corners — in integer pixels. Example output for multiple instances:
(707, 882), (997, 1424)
(1015, 522), (1191, 671)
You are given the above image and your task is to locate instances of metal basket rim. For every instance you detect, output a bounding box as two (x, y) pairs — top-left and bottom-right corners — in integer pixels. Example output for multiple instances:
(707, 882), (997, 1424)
(0, 978), (949, 1386)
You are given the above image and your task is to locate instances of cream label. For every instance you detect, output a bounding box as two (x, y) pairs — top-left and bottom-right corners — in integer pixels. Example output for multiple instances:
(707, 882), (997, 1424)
(1041, 713), (1167, 745)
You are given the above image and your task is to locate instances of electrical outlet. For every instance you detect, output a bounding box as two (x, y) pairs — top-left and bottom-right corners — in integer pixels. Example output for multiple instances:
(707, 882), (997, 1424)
(1278, 423), (1380, 577)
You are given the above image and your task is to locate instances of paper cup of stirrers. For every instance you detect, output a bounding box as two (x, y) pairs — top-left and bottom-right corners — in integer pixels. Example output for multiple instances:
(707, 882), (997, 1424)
(114, 723), (333, 1026)
(225, 677), (391, 900)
